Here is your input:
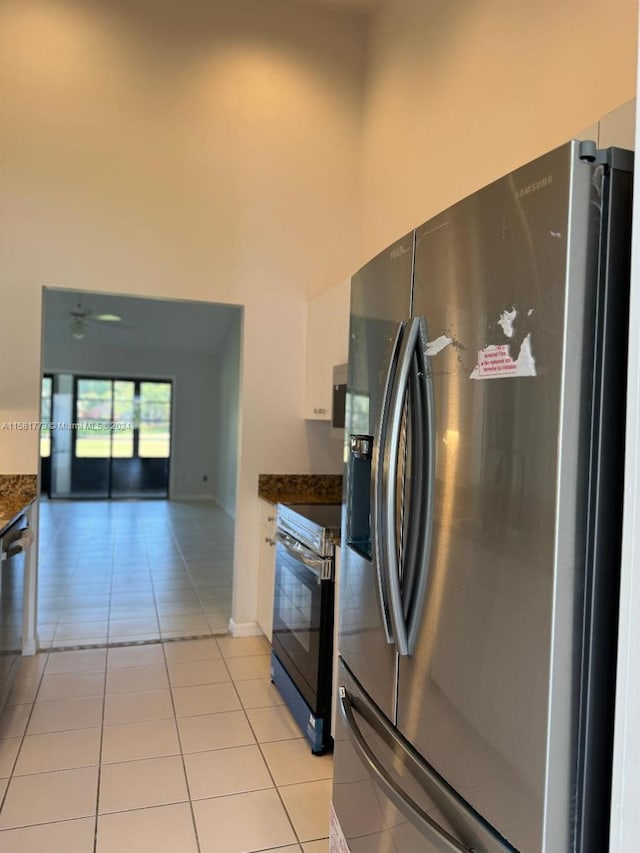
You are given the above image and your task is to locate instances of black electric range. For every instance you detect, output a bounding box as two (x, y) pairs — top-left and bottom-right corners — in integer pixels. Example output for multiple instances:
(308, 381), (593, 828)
(271, 501), (342, 754)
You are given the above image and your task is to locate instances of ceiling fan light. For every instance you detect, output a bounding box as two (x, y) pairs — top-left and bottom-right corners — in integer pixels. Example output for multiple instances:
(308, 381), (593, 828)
(71, 317), (85, 339)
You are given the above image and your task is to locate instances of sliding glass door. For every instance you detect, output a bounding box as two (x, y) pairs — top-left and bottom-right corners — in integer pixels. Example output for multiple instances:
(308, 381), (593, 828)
(72, 378), (113, 496)
(110, 380), (172, 498)
(39, 376), (53, 495)
(46, 375), (172, 499)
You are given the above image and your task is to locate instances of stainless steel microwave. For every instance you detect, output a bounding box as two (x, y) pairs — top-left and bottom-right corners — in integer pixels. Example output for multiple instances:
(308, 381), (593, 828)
(332, 363), (347, 434)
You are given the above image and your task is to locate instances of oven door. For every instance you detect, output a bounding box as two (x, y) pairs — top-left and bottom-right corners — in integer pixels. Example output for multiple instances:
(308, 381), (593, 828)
(272, 530), (334, 716)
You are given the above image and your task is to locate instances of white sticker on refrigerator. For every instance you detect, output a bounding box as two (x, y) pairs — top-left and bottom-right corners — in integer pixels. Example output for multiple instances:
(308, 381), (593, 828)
(497, 307), (517, 339)
(425, 334), (453, 357)
(470, 334), (536, 379)
(329, 802), (351, 853)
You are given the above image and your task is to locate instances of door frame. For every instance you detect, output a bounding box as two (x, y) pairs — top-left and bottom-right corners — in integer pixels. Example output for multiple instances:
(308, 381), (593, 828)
(39, 373), (53, 497)
(45, 370), (176, 499)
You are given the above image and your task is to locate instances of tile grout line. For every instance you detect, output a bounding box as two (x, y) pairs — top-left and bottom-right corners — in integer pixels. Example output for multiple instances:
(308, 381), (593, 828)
(220, 644), (305, 850)
(147, 536), (169, 645)
(161, 637), (204, 853)
(48, 515), (111, 650)
(38, 513), (68, 651)
(46, 542), (80, 650)
(0, 688), (112, 828)
(162, 637), (304, 851)
(164, 514), (219, 637)
(90, 652), (109, 853)
(103, 519), (116, 658)
(93, 509), (120, 852)
(123, 526), (161, 651)
(0, 650), (50, 823)
(148, 528), (191, 646)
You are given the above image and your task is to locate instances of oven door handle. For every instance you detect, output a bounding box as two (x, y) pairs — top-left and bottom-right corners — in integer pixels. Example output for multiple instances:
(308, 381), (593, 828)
(274, 530), (333, 580)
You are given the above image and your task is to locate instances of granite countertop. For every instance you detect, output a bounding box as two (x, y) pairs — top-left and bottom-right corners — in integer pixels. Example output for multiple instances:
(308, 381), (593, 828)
(258, 474), (343, 505)
(0, 475), (38, 536)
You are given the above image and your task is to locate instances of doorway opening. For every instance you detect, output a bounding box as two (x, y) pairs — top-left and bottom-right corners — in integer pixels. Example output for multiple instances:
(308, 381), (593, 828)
(38, 288), (243, 649)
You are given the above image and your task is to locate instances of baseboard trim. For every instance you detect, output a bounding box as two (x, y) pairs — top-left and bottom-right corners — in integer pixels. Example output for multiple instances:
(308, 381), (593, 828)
(22, 638), (38, 656)
(228, 619), (263, 638)
(213, 501), (236, 521)
(170, 494), (217, 501)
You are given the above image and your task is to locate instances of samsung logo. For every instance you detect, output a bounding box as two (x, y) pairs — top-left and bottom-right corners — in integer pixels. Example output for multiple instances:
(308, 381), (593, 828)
(515, 175), (553, 199)
(390, 243), (411, 260)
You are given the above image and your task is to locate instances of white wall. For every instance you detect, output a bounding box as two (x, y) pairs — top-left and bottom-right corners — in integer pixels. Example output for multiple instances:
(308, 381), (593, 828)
(360, 0), (638, 260)
(210, 311), (242, 516)
(43, 338), (230, 500)
(0, 0), (365, 630)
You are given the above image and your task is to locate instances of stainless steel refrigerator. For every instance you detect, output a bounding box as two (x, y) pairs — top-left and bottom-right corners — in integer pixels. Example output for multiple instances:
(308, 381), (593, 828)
(332, 141), (633, 853)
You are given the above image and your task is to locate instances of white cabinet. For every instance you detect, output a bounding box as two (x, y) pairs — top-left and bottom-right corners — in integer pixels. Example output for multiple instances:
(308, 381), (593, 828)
(256, 500), (277, 642)
(577, 99), (636, 150)
(305, 278), (350, 421)
(599, 99), (635, 150)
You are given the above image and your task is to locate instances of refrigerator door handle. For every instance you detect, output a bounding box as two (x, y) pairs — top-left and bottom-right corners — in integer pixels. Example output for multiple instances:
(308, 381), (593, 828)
(339, 686), (477, 853)
(406, 316), (436, 653)
(384, 316), (423, 656)
(372, 320), (406, 645)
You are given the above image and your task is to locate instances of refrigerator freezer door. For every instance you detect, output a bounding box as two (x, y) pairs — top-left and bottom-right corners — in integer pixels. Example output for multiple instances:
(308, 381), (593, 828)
(341, 232), (414, 722)
(401, 142), (601, 852)
(332, 660), (516, 853)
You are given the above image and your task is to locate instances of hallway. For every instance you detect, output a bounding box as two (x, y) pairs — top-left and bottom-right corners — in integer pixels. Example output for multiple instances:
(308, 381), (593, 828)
(37, 501), (234, 648)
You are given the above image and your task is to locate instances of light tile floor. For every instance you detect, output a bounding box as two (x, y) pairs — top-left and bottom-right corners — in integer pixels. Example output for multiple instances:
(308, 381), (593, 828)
(0, 636), (331, 852)
(38, 501), (234, 649)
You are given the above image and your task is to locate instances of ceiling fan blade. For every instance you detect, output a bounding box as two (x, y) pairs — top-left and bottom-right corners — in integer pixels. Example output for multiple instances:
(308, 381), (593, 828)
(91, 314), (122, 323)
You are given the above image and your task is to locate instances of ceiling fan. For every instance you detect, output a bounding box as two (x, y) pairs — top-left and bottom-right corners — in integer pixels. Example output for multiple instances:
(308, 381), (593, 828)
(68, 301), (123, 340)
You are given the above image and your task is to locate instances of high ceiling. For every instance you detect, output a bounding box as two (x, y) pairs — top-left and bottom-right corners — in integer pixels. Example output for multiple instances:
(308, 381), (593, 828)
(43, 289), (241, 354)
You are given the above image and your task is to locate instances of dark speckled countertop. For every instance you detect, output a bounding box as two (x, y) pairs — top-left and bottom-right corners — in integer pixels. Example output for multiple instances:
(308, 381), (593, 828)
(0, 475), (38, 535)
(258, 474), (342, 505)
